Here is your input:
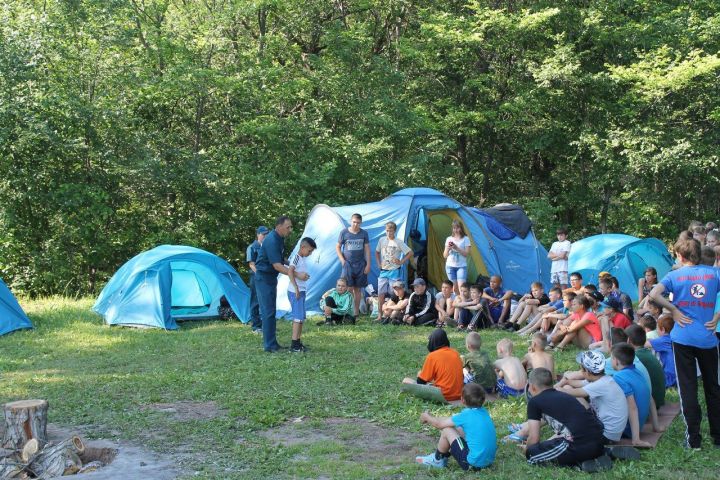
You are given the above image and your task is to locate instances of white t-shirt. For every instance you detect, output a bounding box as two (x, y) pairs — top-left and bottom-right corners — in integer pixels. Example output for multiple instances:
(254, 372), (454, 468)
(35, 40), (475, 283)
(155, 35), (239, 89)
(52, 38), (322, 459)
(287, 254), (309, 293)
(549, 240), (572, 273)
(445, 236), (471, 268)
(582, 375), (628, 441)
(376, 236), (412, 271)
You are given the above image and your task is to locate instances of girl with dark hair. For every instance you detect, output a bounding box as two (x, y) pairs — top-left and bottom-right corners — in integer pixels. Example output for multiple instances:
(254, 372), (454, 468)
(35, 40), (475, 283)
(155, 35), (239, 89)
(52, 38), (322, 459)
(549, 295), (601, 351)
(403, 329), (464, 401)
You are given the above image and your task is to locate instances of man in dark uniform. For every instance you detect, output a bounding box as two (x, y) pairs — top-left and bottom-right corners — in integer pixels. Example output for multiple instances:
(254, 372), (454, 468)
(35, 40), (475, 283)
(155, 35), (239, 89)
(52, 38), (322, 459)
(246, 226), (270, 333)
(255, 216), (293, 352)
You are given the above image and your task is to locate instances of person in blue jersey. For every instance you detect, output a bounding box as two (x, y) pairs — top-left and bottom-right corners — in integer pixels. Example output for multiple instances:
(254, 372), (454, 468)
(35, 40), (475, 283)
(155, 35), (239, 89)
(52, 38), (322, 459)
(649, 236), (720, 449)
(246, 226), (270, 333)
(255, 216), (294, 353)
(336, 213), (371, 319)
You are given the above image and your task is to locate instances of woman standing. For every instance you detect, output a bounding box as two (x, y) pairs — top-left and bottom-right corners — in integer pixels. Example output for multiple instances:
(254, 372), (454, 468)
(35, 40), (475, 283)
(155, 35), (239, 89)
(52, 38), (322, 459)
(444, 220), (471, 295)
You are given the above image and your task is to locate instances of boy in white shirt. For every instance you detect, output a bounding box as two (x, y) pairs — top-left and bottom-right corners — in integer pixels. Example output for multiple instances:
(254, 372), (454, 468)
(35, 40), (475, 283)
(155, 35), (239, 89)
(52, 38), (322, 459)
(288, 237), (317, 352)
(548, 228), (571, 289)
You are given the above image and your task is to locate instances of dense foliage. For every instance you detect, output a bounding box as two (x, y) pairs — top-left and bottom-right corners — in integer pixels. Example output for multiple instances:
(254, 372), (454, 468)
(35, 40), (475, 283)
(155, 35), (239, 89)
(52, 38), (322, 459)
(2, 1), (719, 296)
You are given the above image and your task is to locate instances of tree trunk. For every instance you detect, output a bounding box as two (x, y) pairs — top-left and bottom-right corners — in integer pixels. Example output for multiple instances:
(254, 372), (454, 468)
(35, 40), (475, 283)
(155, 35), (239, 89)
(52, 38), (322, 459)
(2, 400), (49, 450)
(27, 436), (84, 479)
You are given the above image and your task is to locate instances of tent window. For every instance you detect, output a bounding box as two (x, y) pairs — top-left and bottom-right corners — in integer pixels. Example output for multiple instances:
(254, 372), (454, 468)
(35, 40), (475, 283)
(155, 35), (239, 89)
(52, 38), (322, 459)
(170, 268), (211, 311)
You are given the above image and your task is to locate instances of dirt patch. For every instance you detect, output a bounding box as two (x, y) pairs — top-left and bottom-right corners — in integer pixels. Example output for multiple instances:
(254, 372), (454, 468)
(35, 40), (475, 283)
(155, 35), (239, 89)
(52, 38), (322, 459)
(259, 417), (433, 468)
(142, 400), (227, 421)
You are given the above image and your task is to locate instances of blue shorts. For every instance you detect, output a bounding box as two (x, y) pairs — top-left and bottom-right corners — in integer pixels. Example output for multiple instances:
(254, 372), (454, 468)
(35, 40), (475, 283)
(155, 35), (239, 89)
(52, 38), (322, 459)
(342, 260), (368, 288)
(287, 290), (306, 322)
(496, 378), (524, 398)
(377, 269), (401, 295)
(445, 265), (467, 282)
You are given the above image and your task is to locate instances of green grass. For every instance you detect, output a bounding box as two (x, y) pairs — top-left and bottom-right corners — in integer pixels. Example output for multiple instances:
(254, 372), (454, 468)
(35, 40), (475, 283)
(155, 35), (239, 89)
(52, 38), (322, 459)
(1, 298), (719, 479)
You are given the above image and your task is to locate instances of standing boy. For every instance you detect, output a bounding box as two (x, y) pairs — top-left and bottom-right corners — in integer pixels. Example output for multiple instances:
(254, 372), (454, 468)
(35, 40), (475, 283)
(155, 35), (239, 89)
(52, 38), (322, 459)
(415, 383), (496, 470)
(649, 237), (720, 449)
(375, 221), (413, 322)
(548, 228), (572, 289)
(246, 226), (270, 333)
(336, 213), (371, 318)
(287, 238), (317, 352)
(255, 216), (293, 353)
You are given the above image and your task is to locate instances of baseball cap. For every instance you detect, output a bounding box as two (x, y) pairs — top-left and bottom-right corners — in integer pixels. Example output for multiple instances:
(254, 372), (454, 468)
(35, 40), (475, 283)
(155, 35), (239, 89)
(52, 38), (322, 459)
(256, 226), (270, 235)
(576, 350), (605, 374)
(412, 278), (426, 286)
(392, 280), (405, 289)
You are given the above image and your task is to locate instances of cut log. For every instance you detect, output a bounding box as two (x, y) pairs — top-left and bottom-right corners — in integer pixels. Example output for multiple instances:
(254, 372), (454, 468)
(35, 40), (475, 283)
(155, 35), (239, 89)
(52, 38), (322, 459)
(27, 436), (84, 479)
(2, 400), (49, 450)
(0, 459), (23, 478)
(21, 438), (39, 462)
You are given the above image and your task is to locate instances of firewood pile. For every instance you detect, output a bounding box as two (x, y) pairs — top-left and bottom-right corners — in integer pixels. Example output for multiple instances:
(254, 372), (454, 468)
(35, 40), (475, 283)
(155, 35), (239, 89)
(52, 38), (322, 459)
(0, 400), (106, 478)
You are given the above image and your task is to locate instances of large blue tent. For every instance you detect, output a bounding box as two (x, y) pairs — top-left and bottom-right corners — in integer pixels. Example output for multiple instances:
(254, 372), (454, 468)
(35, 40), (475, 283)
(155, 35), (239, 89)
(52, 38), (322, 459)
(93, 245), (250, 329)
(276, 188), (550, 316)
(0, 277), (33, 336)
(568, 234), (674, 301)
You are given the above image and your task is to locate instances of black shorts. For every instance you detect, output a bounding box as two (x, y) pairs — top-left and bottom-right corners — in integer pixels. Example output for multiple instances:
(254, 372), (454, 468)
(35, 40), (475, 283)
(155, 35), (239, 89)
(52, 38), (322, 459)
(449, 438), (485, 471)
(342, 260), (368, 287)
(526, 437), (603, 466)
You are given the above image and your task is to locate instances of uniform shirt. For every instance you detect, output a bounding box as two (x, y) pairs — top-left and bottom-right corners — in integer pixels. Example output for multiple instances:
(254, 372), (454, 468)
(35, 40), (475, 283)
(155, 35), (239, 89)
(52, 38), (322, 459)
(246, 240), (261, 276)
(255, 230), (285, 276)
(451, 407), (497, 468)
(582, 375), (628, 442)
(338, 228), (369, 264)
(419, 346), (464, 401)
(660, 265), (720, 348)
(526, 388), (604, 445)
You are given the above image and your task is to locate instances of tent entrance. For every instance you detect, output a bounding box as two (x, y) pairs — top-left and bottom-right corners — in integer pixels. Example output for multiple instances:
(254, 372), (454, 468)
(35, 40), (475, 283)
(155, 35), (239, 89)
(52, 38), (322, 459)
(419, 209), (489, 289)
(169, 262), (218, 318)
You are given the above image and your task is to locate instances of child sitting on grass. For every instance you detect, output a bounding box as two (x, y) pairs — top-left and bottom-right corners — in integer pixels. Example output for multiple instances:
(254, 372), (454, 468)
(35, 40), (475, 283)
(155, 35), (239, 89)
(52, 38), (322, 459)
(647, 315), (677, 387)
(435, 279), (456, 327)
(591, 297), (631, 352)
(541, 291), (574, 340)
(549, 295), (601, 351)
(380, 280), (409, 324)
(494, 338), (527, 398)
(320, 278), (354, 325)
(415, 383), (497, 470)
(482, 276), (513, 326)
(518, 287), (563, 336)
(455, 284), (481, 330)
(522, 333), (555, 378)
(462, 332), (496, 392)
(403, 329), (464, 402)
(505, 281), (550, 331)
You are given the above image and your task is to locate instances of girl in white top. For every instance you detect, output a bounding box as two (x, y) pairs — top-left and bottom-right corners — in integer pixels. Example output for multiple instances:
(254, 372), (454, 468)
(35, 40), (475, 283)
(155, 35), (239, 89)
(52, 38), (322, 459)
(443, 220), (471, 295)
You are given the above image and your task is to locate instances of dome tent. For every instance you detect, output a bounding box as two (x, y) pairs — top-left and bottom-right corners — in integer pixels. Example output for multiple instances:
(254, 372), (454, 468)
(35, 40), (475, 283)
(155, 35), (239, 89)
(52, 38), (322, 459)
(93, 245), (250, 329)
(276, 187), (551, 316)
(568, 234), (674, 301)
(0, 277), (32, 336)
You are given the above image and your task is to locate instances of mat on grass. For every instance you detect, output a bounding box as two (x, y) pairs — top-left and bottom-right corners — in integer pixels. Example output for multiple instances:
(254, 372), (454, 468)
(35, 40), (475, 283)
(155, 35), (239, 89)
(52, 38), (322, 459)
(400, 383), (498, 405)
(615, 402), (681, 448)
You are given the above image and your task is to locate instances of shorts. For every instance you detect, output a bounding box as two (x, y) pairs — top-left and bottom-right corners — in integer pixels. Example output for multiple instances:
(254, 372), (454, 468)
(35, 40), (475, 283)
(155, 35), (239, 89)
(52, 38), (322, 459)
(551, 271), (569, 285)
(287, 290), (306, 322)
(526, 437), (603, 466)
(342, 260), (368, 287)
(449, 438), (484, 471)
(445, 265), (468, 282)
(377, 270), (400, 296)
(496, 378), (524, 398)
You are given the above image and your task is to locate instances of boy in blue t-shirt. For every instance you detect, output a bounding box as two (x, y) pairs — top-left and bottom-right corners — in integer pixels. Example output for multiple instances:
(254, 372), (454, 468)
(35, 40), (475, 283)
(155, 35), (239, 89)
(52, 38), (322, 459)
(415, 383), (496, 470)
(482, 275), (513, 325)
(611, 343), (652, 447)
(648, 315), (677, 387)
(648, 237), (720, 449)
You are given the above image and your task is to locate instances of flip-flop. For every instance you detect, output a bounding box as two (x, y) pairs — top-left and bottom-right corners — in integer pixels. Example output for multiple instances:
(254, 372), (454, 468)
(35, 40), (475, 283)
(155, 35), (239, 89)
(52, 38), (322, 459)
(507, 423), (523, 434)
(502, 433), (527, 443)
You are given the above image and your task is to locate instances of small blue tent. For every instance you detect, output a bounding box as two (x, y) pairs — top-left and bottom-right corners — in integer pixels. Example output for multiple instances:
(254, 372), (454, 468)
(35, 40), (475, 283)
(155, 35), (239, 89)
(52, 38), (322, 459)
(276, 188), (550, 316)
(568, 234), (674, 301)
(93, 245), (250, 329)
(0, 277), (32, 336)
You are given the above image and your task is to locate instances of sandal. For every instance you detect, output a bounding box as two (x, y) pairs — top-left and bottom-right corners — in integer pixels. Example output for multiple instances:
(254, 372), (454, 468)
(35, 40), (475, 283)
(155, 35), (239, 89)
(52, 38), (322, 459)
(502, 432), (527, 444)
(507, 423), (523, 434)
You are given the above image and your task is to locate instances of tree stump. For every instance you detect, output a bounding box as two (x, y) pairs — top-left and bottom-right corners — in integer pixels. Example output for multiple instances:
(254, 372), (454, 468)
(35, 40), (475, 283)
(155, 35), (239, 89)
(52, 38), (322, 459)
(2, 400), (49, 450)
(27, 436), (84, 478)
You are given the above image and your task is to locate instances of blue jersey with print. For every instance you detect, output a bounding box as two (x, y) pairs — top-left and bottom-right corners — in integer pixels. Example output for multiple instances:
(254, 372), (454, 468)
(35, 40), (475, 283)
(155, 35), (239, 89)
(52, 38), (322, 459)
(338, 228), (369, 263)
(660, 265), (720, 348)
(451, 407), (497, 468)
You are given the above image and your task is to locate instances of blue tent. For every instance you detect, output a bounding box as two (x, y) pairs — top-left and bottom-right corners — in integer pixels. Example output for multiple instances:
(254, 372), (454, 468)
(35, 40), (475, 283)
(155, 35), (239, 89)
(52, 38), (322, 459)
(276, 188), (550, 316)
(568, 234), (674, 301)
(0, 277), (32, 336)
(93, 245), (250, 329)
